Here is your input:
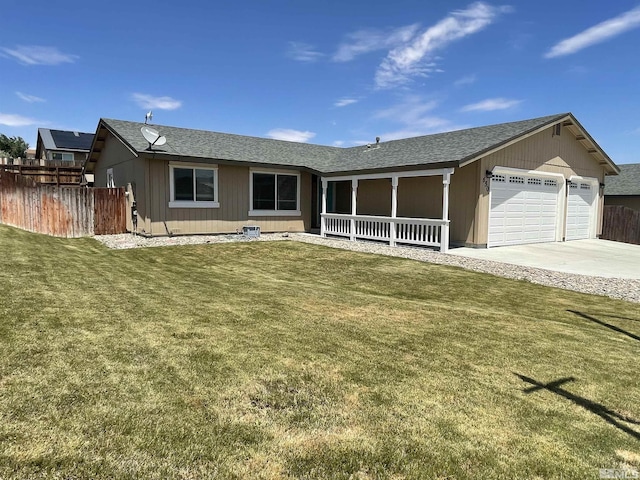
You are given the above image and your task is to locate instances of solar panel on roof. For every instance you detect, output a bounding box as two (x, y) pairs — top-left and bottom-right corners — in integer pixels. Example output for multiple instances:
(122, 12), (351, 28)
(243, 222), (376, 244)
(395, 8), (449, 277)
(49, 130), (94, 150)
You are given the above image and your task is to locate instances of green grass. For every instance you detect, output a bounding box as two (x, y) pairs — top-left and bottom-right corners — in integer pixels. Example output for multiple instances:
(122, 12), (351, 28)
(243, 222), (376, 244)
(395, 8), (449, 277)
(0, 224), (638, 479)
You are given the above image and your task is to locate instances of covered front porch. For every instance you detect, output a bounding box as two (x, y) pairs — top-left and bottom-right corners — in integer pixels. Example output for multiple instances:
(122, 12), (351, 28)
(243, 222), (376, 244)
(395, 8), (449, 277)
(320, 168), (454, 252)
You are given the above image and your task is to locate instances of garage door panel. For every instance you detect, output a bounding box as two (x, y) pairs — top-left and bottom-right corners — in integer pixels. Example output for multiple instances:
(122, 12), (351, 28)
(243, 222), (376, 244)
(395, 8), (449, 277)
(489, 171), (559, 247)
(566, 181), (594, 241)
(506, 205), (525, 214)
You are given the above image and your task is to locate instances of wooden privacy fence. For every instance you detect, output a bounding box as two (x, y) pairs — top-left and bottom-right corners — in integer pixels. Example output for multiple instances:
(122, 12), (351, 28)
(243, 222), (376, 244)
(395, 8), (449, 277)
(0, 164), (83, 185)
(0, 172), (126, 237)
(601, 205), (640, 245)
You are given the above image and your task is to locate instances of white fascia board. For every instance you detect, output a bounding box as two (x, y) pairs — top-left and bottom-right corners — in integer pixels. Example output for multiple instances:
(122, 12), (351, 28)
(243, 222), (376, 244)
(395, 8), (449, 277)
(322, 167), (455, 183)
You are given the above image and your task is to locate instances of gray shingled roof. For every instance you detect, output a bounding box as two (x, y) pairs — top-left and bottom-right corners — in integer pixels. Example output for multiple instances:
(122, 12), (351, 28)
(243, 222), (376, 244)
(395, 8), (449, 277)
(99, 113), (574, 174)
(605, 163), (640, 196)
(102, 118), (342, 171)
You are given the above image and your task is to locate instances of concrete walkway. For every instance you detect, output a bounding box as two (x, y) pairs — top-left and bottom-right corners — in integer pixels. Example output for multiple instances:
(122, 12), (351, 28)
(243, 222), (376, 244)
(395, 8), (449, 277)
(448, 239), (640, 279)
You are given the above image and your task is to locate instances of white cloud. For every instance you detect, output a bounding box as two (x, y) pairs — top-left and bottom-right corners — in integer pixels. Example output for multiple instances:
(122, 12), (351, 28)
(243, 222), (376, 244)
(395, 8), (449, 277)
(131, 93), (182, 110)
(460, 97), (521, 112)
(16, 91), (45, 103)
(333, 24), (420, 62)
(333, 140), (345, 147)
(545, 6), (640, 58)
(266, 128), (316, 143)
(454, 74), (477, 86)
(287, 42), (324, 62)
(374, 97), (440, 121)
(0, 45), (78, 65)
(375, 2), (510, 89)
(0, 113), (41, 127)
(334, 98), (358, 107)
(373, 96), (467, 141)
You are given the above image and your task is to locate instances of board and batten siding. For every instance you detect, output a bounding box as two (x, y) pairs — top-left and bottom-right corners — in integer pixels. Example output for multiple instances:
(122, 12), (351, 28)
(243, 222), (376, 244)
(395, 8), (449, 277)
(144, 160), (311, 236)
(476, 125), (607, 245)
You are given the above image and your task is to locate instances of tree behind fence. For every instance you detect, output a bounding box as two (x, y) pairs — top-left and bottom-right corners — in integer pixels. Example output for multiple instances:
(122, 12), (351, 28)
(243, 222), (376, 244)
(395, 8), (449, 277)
(601, 205), (640, 245)
(0, 172), (126, 237)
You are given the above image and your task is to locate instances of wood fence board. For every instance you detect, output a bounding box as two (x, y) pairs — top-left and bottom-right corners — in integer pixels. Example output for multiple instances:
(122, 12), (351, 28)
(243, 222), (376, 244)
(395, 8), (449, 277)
(94, 188), (126, 235)
(601, 205), (640, 245)
(0, 172), (126, 237)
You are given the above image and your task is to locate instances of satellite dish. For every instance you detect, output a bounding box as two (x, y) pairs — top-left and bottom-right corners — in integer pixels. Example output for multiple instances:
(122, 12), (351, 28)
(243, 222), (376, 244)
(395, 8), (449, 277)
(141, 126), (167, 148)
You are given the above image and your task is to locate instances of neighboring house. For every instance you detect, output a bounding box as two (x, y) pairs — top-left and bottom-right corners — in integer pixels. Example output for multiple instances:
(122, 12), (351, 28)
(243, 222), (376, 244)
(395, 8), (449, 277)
(604, 163), (640, 211)
(35, 128), (94, 166)
(84, 112), (618, 250)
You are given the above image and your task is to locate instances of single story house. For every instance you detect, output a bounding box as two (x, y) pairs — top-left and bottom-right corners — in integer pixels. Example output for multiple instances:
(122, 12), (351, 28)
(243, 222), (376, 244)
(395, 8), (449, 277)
(84, 112), (619, 251)
(604, 163), (640, 211)
(35, 128), (94, 166)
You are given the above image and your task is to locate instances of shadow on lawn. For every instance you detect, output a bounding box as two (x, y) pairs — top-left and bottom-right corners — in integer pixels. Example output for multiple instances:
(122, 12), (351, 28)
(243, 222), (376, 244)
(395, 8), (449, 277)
(568, 310), (640, 342)
(598, 314), (640, 323)
(515, 374), (640, 440)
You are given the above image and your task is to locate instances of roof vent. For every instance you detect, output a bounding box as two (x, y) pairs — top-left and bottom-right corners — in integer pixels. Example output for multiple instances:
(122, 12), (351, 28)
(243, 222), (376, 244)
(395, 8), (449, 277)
(376, 136), (380, 144)
(73, 131), (80, 137)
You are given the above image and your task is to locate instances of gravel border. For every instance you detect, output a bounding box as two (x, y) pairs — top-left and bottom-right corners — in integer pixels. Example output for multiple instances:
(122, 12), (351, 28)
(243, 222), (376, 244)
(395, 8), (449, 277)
(94, 232), (640, 304)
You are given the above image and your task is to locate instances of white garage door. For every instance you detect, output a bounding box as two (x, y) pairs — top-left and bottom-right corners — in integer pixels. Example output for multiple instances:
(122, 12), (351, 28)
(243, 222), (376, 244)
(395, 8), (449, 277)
(488, 172), (559, 247)
(565, 181), (594, 240)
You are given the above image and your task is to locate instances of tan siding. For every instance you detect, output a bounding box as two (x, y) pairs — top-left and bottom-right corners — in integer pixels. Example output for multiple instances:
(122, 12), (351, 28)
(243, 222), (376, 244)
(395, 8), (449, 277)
(605, 196), (640, 212)
(449, 162), (480, 245)
(396, 177), (442, 218)
(146, 161), (310, 235)
(93, 134), (138, 187)
(351, 177), (443, 219)
(476, 125), (608, 245)
(357, 179), (391, 216)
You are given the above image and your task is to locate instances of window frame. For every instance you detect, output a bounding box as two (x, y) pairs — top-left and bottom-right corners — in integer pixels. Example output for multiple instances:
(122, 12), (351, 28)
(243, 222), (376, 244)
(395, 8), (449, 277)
(169, 162), (220, 208)
(249, 169), (301, 217)
(51, 152), (74, 161)
(106, 168), (115, 188)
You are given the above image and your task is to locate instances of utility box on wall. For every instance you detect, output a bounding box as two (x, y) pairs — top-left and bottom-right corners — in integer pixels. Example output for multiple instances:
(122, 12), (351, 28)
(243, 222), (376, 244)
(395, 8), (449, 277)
(242, 225), (261, 238)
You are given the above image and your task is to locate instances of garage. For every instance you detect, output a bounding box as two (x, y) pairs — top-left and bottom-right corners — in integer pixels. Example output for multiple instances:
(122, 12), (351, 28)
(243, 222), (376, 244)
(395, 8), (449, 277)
(488, 171), (561, 247)
(565, 179), (596, 240)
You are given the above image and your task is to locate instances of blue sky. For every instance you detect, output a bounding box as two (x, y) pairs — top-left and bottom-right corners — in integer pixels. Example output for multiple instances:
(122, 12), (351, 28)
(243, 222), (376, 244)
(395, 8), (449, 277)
(1, 0), (639, 164)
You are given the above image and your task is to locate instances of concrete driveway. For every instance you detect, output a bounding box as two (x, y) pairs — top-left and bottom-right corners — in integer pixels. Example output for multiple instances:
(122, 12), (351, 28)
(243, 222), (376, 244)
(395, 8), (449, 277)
(448, 239), (640, 279)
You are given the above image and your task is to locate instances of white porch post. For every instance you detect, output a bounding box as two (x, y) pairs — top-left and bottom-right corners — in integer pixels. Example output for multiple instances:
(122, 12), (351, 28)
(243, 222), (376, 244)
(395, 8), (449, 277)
(320, 178), (328, 238)
(441, 172), (451, 253)
(390, 176), (398, 246)
(350, 178), (358, 241)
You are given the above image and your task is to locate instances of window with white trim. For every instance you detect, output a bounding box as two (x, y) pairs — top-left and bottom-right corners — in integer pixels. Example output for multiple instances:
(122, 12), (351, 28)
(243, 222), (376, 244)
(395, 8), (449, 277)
(249, 171), (300, 216)
(169, 164), (219, 208)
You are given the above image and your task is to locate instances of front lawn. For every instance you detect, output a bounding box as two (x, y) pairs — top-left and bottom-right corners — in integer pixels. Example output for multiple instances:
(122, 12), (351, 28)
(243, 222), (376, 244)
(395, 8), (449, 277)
(0, 225), (638, 479)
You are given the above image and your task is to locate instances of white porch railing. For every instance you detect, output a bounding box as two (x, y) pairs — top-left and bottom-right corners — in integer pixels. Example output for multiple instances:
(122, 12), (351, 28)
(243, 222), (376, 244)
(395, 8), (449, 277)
(322, 213), (449, 250)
